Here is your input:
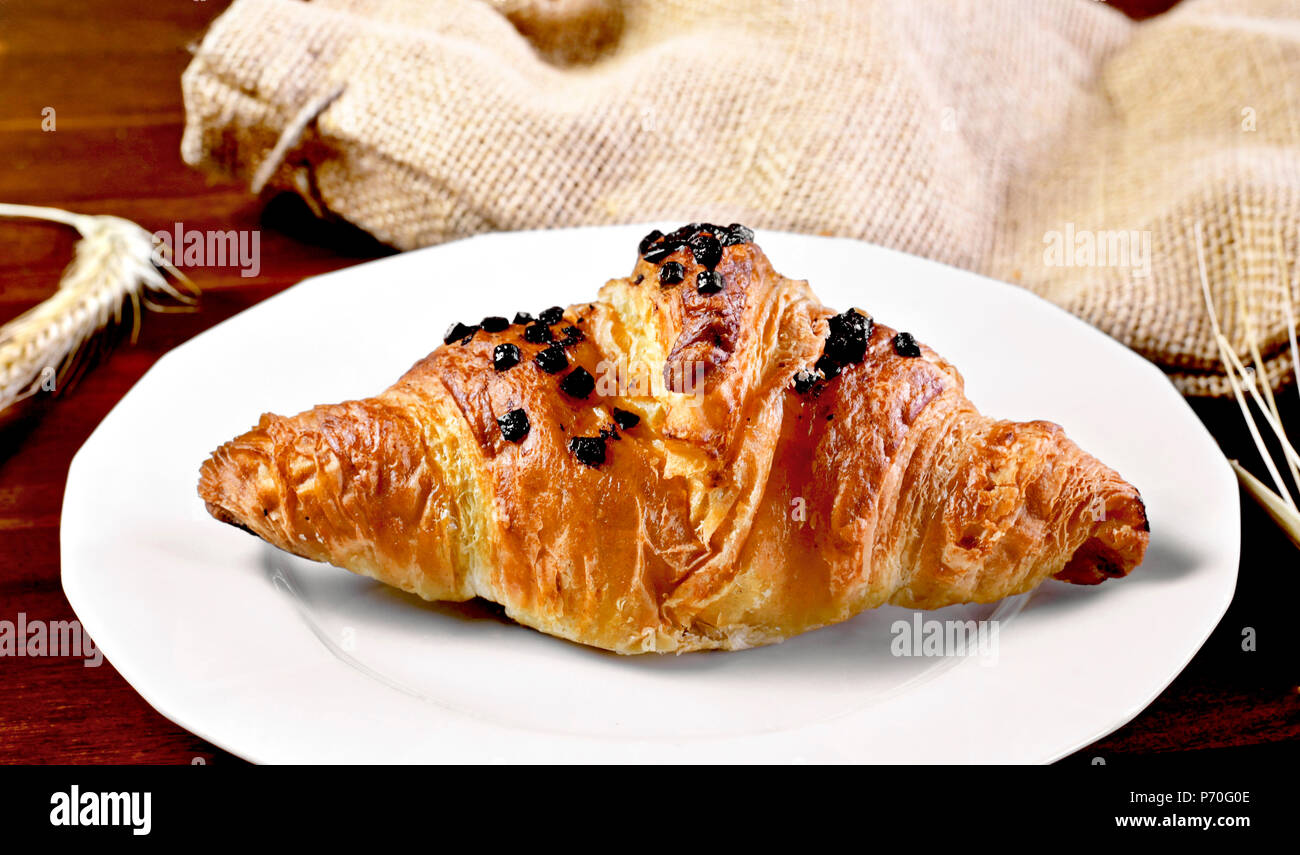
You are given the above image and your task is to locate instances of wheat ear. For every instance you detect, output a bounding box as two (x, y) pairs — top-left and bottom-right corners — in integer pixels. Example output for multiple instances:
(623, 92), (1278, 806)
(0, 203), (199, 412)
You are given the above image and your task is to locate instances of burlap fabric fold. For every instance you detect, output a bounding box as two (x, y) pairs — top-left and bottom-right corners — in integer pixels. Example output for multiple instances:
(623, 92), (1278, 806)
(181, 0), (1300, 395)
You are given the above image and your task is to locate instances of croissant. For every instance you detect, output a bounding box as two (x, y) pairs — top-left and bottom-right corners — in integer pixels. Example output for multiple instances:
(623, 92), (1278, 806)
(199, 224), (1148, 654)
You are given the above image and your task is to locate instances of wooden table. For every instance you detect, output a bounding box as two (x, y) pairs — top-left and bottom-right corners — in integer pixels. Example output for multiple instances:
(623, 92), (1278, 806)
(1, 0), (1294, 765)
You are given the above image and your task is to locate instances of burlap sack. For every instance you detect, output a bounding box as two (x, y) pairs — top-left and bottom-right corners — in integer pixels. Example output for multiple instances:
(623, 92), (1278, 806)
(181, 0), (1300, 396)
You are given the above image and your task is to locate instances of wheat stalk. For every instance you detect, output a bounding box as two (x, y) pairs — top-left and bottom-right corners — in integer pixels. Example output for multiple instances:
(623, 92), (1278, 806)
(0, 203), (199, 412)
(1194, 220), (1300, 549)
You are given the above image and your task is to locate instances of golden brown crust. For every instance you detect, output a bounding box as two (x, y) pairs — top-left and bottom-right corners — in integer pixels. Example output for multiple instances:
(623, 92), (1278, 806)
(199, 231), (1148, 653)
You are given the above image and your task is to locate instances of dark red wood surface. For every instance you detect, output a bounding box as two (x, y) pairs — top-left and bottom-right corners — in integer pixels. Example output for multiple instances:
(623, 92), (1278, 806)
(0, 0), (1294, 765)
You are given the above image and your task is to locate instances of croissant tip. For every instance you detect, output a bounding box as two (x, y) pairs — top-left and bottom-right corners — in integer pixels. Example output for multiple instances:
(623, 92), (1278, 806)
(197, 429), (275, 537)
(1053, 493), (1150, 585)
(198, 457), (239, 532)
(202, 499), (260, 537)
(1135, 493), (1151, 532)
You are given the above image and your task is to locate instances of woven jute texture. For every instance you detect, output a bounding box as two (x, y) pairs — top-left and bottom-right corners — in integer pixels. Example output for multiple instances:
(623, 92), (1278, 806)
(181, 0), (1300, 395)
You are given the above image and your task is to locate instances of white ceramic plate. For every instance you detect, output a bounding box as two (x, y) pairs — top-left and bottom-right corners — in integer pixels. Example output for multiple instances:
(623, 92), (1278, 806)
(62, 225), (1239, 764)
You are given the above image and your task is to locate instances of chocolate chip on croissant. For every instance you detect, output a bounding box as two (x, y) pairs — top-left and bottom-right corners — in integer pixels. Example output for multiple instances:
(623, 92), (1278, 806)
(199, 225), (1148, 654)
